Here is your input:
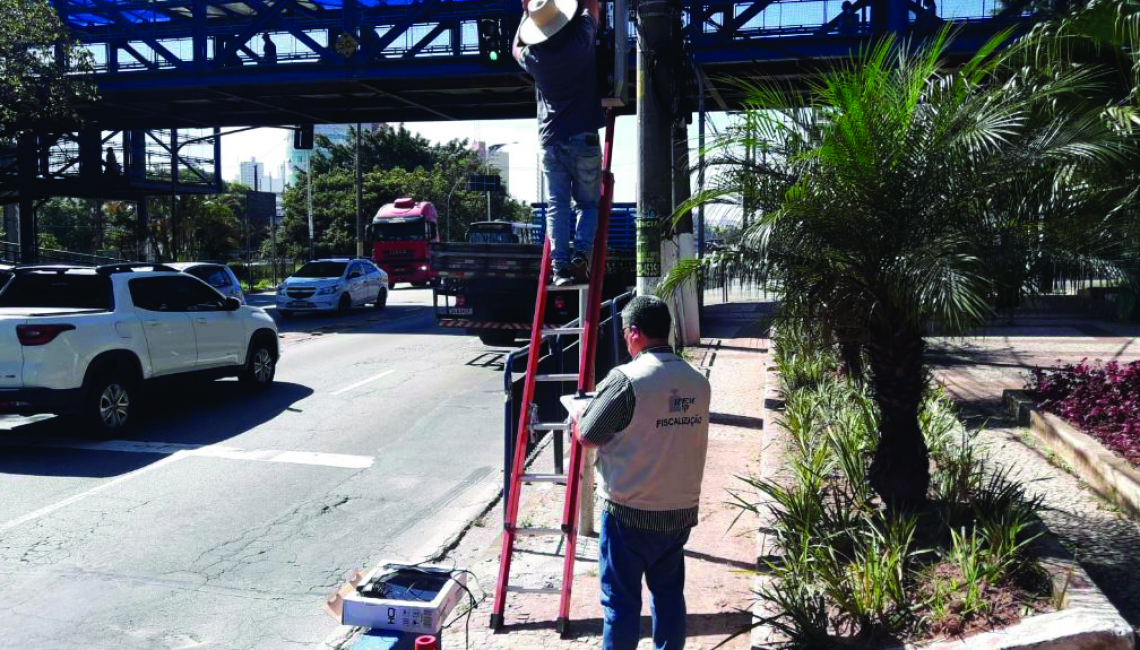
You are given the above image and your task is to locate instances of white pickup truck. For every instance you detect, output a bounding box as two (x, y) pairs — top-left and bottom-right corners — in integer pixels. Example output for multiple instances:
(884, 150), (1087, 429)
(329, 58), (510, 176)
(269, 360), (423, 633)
(0, 264), (279, 434)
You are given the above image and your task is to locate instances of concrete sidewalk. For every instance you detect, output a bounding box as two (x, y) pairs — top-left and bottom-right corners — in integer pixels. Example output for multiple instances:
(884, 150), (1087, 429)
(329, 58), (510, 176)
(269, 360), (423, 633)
(429, 305), (771, 650)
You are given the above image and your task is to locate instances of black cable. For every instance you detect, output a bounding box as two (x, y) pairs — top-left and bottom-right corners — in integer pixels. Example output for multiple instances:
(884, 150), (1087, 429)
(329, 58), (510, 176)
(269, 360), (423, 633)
(370, 559), (483, 650)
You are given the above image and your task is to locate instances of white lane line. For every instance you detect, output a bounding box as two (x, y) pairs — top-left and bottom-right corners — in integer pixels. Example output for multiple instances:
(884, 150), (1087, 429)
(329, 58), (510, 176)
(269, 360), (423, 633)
(0, 451), (188, 533)
(0, 438), (374, 470)
(201, 447), (374, 469)
(332, 369), (396, 395)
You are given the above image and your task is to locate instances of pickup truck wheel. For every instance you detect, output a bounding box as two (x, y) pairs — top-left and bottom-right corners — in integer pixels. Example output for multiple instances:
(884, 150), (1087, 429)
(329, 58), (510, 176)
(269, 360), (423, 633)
(85, 371), (136, 435)
(240, 339), (276, 389)
(374, 288), (388, 310)
(478, 331), (517, 347)
(337, 293), (351, 314)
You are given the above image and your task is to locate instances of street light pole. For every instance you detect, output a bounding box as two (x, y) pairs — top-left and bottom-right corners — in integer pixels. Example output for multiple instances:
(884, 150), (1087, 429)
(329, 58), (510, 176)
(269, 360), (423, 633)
(355, 123), (364, 258)
(307, 155), (314, 260)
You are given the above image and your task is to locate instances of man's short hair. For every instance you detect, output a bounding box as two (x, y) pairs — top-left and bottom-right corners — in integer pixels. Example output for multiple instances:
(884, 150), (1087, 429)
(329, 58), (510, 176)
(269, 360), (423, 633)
(622, 295), (672, 340)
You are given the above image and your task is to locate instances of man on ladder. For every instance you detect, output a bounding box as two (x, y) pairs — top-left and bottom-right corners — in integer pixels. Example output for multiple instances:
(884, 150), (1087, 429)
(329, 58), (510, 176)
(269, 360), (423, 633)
(513, 0), (604, 286)
(572, 296), (711, 649)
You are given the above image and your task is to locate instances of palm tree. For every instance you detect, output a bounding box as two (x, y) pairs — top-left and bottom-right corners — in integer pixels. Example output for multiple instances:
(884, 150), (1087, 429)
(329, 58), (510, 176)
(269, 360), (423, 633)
(669, 29), (1131, 509)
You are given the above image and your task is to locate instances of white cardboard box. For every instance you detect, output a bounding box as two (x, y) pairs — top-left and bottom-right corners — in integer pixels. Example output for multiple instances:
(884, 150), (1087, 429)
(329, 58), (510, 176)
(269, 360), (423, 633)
(340, 562), (467, 634)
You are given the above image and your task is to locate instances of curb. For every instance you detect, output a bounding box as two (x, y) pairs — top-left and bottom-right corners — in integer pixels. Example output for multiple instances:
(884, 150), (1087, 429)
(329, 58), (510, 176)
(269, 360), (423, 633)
(320, 477), (504, 650)
(1003, 389), (1140, 520)
(324, 431), (564, 650)
(906, 527), (1134, 650)
(750, 359), (781, 650)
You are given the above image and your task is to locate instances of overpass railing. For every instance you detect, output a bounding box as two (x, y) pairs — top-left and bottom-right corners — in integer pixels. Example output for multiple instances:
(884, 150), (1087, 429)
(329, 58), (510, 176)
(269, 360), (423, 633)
(63, 0), (1033, 75)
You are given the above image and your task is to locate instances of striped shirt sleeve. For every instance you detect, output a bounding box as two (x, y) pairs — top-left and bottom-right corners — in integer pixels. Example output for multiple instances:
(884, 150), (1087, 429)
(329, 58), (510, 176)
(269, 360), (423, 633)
(579, 369), (635, 447)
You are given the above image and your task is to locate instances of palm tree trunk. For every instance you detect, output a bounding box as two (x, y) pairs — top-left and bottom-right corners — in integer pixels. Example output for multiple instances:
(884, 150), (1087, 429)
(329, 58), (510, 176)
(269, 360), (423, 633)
(838, 336), (865, 385)
(867, 326), (929, 511)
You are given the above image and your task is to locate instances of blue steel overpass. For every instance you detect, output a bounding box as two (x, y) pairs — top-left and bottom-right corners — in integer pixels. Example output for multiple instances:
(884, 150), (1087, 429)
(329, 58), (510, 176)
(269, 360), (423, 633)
(1, 0), (1037, 262)
(64, 0), (1035, 127)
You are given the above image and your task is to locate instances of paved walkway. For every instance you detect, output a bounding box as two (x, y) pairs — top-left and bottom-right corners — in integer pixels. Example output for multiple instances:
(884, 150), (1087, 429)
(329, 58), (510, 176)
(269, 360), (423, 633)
(425, 305), (771, 650)
(929, 313), (1140, 639)
(928, 313), (1140, 410)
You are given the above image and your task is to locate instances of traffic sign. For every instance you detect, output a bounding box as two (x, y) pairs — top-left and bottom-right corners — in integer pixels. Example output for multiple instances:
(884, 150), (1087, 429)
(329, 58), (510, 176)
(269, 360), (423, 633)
(467, 174), (501, 192)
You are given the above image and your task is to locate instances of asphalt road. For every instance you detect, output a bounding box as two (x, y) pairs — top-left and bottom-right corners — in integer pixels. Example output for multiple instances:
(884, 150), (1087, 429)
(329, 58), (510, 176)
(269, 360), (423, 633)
(0, 287), (513, 650)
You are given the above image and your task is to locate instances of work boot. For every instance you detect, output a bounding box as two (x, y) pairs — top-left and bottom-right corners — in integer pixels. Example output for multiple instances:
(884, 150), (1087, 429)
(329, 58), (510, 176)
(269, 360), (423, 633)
(552, 267), (576, 287)
(570, 252), (590, 284)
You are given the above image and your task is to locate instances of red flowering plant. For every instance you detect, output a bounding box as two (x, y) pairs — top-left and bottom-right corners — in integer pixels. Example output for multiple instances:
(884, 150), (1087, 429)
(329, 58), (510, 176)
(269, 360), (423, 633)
(1027, 359), (1140, 466)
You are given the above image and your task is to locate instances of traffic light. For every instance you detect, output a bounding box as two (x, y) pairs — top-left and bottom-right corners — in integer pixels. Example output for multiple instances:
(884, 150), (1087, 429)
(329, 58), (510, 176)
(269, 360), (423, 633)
(294, 124), (314, 150)
(478, 18), (503, 65)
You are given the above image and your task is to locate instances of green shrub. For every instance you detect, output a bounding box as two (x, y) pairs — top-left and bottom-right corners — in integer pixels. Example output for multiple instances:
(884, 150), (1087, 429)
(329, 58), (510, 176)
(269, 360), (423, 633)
(743, 335), (1051, 645)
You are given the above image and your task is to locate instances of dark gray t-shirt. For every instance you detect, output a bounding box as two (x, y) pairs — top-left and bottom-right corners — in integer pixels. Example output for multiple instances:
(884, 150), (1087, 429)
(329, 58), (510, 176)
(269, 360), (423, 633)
(517, 11), (606, 146)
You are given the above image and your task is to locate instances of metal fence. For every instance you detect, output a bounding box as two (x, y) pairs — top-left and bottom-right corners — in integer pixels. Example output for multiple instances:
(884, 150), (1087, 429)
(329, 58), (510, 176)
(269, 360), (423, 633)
(501, 291), (636, 503)
(0, 241), (130, 267)
(227, 256), (305, 292)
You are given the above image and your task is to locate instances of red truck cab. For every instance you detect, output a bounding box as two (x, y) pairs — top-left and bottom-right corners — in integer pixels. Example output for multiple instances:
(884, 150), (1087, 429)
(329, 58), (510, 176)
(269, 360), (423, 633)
(370, 198), (439, 287)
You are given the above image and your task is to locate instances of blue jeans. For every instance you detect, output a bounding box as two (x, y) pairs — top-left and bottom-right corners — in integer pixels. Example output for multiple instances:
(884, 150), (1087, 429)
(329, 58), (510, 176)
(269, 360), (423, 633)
(541, 132), (602, 271)
(598, 510), (691, 650)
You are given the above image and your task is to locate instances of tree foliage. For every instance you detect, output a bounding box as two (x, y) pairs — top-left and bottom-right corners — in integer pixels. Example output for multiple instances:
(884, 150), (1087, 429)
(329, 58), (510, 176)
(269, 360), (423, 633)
(669, 29), (1134, 509)
(279, 124), (530, 257)
(0, 0), (96, 140)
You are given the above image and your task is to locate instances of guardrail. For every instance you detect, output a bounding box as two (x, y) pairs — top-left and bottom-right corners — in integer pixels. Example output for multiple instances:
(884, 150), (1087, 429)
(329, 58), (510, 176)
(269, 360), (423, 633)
(501, 290), (635, 502)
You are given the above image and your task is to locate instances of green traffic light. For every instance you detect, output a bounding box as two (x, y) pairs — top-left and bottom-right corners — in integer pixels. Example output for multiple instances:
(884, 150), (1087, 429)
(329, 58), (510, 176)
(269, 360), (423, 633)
(490, 51), (499, 61)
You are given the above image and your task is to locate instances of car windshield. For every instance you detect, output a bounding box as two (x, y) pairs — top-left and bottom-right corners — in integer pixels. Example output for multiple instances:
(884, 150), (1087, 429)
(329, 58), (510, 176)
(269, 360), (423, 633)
(372, 219), (424, 242)
(0, 273), (112, 309)
(293, 262), (347, 279)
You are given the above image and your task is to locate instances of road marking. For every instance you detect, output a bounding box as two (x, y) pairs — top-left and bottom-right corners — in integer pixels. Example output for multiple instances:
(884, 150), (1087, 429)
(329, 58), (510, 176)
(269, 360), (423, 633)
(332, 369), (396, 395)
(0, 442), (373, 532)
(0, 437), (375, 470)
(0, 451), (188, 533)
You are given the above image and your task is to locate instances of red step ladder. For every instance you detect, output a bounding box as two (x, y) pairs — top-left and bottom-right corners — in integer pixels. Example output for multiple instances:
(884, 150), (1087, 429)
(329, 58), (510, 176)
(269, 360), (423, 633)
(490, 109), (617, 637)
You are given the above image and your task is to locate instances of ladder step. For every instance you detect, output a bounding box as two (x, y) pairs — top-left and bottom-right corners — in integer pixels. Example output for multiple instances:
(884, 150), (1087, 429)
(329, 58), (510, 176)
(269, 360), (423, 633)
(542, 327), (584, 337)
(533, 422), (570, 432)
(512, 526), (564, 538)
(534, 373), (579, 382)
(546, 283), (589, 292)
(506, 586), (561, 595)
(521, 473), (568, 484)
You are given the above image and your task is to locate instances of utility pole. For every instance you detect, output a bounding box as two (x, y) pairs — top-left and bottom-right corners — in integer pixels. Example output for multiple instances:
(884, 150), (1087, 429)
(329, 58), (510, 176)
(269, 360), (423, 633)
(355, 123), (364, 258)
(307, 155), (315, 260)
(635, 0), (674, 297)
(697, 79), (706, 322)
(671, 125), (700, 344)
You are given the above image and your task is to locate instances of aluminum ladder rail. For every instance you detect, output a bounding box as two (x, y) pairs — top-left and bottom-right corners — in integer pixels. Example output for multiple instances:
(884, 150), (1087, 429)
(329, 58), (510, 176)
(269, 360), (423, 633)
(490, 108), (618, 637)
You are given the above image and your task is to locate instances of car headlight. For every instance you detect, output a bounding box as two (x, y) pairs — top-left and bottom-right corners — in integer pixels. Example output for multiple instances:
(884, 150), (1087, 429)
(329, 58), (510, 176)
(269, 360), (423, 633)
(277, 285), (286, 295)
(317, 285), (340, 295)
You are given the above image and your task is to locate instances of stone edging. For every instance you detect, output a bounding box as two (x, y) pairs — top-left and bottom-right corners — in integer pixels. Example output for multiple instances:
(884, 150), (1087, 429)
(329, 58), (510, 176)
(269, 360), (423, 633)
(906, 525), (1133, 650)
(746, 378), (1133, 649)
(1003, 389), (1140, 521)
(750, 360), (785, 650)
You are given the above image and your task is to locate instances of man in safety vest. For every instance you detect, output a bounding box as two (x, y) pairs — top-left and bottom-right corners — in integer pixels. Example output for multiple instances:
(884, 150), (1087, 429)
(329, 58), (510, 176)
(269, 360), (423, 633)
(574, 295), (712, 650)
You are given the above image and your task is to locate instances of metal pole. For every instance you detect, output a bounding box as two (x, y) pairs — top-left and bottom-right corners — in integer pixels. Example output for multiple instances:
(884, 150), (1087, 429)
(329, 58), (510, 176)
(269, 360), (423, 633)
(249, 169), (256, 292)
(171, 129), (179, 262)
(355, 123), (364, 258)
(307, 155), (315, 260)
(487, 190), (492, 221)
(636, 0), (673, 297)
(271, 214), (278, 286)
(697, 76), (706, 321)
(578, 286), (595, 536)
(672, 125), (699, 343)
